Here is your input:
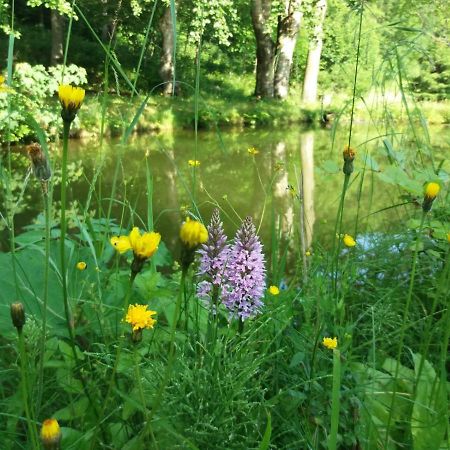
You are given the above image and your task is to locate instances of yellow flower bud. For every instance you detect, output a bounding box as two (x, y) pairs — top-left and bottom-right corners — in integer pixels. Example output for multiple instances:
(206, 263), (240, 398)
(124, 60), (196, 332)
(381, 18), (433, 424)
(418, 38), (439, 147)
(422, 182), (441, 212)
(10, 302), (25, 331)
(76, 261), (87, 271)
(40, 418), (61, 450)
(343, 234), (356, 247)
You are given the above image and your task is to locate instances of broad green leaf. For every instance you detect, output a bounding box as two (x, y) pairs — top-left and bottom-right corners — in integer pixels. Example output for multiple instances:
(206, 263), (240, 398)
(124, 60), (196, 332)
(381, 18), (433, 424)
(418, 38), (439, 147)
(411, 354), (447, 450)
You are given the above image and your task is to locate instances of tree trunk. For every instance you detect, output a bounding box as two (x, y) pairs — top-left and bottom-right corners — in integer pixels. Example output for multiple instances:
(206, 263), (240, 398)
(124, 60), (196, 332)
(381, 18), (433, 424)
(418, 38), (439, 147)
(159, 6), (176, 96)
(274, 0), (302, 99)
(302, 0), (327, 104)
(300, 130), (315, 250)
(251, 0), (275, 98)
(50, 10), (64, 66)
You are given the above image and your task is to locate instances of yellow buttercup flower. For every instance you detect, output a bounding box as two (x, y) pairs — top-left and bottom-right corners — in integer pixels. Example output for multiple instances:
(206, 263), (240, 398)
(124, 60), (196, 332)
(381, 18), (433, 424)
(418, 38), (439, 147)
(343, 234), (356, 247)
(322, 337), (338, 350)
(40, 418), (61, 449)
(125, 304), (157, 331)
(76, 261), (87, 271)
(268, 285), (280, 295)
(180, 217), (208, 248)
(110, 227), (161, 260)
(58, 84), (85, 122)
(188, 160), (201, 167)
(424, 182), (440, 200)
(248, 147), (259, 155)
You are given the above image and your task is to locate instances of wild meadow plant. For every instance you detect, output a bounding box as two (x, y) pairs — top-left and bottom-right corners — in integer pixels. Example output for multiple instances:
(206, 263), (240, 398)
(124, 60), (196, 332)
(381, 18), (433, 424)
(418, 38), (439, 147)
(1, 2), (449, 450)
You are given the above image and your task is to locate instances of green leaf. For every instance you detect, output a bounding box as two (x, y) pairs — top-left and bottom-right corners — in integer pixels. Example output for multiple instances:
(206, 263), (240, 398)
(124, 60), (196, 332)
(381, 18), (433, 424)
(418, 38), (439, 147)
(411, 354), (447, 450)
(54, 397), (89, 420)
(258, 412), (271, 450)
(321, 159), (340, 174)
(289, 351), (305, 368)
(378, 166), (422, 195)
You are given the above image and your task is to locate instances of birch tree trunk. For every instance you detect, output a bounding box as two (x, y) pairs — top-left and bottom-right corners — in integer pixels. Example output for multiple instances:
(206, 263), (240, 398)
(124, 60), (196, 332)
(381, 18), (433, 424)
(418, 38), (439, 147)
(50, 10), (64, 66)
(251, 0), (275, 98)
(302, 0), (327, 104)
(159, 6), (176, 96)
(273, 0), (303, 99)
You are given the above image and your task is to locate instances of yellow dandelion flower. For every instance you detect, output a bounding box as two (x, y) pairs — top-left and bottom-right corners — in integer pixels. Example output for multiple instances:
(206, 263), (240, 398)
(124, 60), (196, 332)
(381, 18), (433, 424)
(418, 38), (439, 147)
(188, 160), (201, 167)
(268, 285), (280, 295)
(40, 418), (61, 449)
(125, 304), (157, 331)
(305, 251), (311, 257)
(76, 261), (87, 271)
(58, 84), (85, 122)
(248, 147), (259, 155)
(424, 182), (440, 200)
(322, 337), (338, 350)
(343, 234), (356, 247)
(180, 217), (208, 248)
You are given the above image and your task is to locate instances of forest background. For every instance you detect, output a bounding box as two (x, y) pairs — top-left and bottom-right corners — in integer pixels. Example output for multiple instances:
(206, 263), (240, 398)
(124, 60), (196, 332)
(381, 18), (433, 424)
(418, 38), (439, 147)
(0, 0), (449, 143)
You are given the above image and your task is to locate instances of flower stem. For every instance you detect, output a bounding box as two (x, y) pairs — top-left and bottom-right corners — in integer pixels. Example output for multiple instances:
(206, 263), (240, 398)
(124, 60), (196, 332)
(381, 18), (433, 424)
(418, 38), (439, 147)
(60, 121), (75, 347)
(36, 189), (51, 415)
(332, 174), (350, 298)
(61, 120), (103, 441)
(384, 212), (425, 444)
(145, 269), (186, 426)
(328, 349), (341, 450)
(134, 346), (158, 448)
(90, 272), (137, 448)
(18, 330), (39, 449)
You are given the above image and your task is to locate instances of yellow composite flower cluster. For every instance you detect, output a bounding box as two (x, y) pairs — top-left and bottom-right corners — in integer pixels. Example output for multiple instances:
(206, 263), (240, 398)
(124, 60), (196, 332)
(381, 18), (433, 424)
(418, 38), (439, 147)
(180, 217), (208, 248)
(424, 182), (440, 200)
(111, 227), (161, 260)
(188, 159), (201, 167)
(248, 147), (259, 155)
(125, 304), (157, 331)
(58, 84), (85, 110)
(322, 337), (338, 350)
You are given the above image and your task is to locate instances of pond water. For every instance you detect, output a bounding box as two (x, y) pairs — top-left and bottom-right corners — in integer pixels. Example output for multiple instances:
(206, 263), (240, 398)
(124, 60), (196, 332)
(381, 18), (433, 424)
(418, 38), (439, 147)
(3, 123), (448, 257)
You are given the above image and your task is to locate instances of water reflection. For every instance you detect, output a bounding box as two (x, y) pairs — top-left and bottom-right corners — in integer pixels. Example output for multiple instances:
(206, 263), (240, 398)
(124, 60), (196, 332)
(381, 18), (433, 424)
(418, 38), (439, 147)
(300, 130), (315, 251)
(4, 124), (436, 258)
